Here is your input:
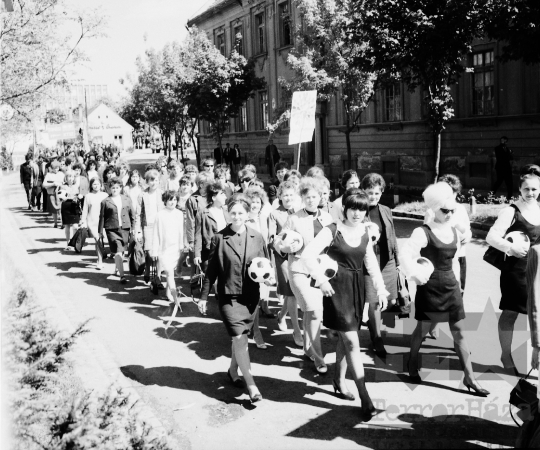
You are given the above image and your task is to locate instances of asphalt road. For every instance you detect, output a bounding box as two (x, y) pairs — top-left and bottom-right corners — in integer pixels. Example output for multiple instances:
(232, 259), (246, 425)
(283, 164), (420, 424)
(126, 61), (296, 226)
(1, 152), (532, 449)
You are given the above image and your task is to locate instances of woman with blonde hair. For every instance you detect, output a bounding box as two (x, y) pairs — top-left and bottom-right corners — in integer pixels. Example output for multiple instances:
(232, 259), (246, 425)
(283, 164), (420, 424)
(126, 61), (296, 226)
(275, 177), (334, 373)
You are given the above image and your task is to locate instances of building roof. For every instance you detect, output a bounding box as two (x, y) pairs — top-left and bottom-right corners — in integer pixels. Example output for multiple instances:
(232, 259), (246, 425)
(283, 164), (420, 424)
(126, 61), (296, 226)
(187, 0), (240, 26)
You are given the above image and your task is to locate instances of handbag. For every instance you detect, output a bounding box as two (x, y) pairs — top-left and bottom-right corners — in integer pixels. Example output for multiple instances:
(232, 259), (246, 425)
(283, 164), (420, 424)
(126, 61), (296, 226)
(68, 227), (88, 253)
(128, 238), (145, 276)
(483, 205), (518, 270)
(149, 259), (159, 295)
(509, 369), (539, 427)
(395, 267), (411, 318)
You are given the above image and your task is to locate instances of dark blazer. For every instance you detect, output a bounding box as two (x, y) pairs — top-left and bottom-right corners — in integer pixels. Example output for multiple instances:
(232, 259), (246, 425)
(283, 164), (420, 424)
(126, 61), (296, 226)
(98, 194), (135, 234)
(378, 204), (399, 264)
(20, 161), (33, 185)
(185, 193), (207, 246)
(194, 206), (230, 261)
(200, 225), (266, 301)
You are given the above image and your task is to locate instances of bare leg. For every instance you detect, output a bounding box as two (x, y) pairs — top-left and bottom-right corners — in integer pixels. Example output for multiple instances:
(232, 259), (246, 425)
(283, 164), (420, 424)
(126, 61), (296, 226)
(95, 240), (103, 268)
(64, 224), (71, 246)
(409, 321), (431, 375)
(498, 309), (519, 368)
(231, 334), (260, 398)
(164, 267), (181, 311)
(53, 212), (58, 227)
(450, 319), (486, 391)
(230, 341), (239, 376)
(287, 296), (303, 344)
(252, 303), (266, 347)
(368, 303), (386, 352)
(334, 334), (351, 393)
(340, 331), (373, 411)
(304, 309), (324, 366)
(428, 322), (439, 339)
(114, 253), (125, 277)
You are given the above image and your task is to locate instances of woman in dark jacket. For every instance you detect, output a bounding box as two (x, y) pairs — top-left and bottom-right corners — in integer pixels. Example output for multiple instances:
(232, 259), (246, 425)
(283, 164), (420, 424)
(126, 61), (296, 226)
(360, 173), (400, 356)
(98, 177), (135, 284)
(198, 195), (269, 403)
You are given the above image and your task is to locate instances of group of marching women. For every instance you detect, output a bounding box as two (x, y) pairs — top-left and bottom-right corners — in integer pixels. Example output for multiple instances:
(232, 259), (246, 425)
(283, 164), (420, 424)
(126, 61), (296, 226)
(28, 148), (540, 416)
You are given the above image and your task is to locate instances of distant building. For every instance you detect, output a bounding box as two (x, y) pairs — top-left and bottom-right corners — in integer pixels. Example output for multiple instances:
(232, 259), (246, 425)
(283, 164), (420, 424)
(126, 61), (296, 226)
(188, 0), (540, 190)
(86, 103), (134, 150)
(43, 83), (109, 122)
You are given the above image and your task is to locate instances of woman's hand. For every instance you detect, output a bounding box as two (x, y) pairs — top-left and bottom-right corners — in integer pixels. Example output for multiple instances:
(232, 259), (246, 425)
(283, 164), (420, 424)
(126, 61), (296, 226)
(320, 281), (335, 297)
(532, 347), (540, 370)
(411, 272), (429, 286)
(288, 239), (302, 253)
(151, 255), (158, 261)
(378, 295), (388, 311)
(264, 276), (276, 287)
(509, 243), (528, 258)
(193, 256), (202, 266)
(198, 299), (208, 315)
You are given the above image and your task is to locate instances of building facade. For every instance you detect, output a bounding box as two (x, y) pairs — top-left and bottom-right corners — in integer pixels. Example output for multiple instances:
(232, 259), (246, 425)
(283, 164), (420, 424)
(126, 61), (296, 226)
(188, 0), (540, 190)
(43, 83), (109, 122)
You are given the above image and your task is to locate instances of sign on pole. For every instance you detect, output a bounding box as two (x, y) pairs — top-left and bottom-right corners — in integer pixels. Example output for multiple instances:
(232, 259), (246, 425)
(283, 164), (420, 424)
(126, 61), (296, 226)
(288, 90), (317, 146)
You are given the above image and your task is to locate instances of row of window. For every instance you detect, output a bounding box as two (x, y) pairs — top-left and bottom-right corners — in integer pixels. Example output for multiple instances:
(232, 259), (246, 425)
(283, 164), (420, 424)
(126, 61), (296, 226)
(201, 49), (496, 134)
(214, 1), (292, 57)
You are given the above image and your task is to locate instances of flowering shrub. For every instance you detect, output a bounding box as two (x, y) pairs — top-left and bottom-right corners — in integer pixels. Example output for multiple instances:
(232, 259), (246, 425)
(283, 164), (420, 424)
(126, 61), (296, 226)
(457, 188), (518, 205)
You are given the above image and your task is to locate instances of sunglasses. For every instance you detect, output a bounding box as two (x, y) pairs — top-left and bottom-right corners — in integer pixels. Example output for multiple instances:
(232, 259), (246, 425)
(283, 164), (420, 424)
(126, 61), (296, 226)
(440, 208), (456, 215)
(241, 178), (253, 183)
(204, 164), (214, 168)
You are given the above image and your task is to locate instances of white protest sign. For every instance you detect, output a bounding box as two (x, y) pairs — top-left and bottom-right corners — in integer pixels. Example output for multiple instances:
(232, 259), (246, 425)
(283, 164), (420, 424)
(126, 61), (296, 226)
(288, 90), (317, 145)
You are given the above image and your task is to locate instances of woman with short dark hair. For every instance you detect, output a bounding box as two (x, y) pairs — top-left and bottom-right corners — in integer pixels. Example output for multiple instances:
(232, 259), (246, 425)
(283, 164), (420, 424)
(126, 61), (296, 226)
(198, 195), (268, 403)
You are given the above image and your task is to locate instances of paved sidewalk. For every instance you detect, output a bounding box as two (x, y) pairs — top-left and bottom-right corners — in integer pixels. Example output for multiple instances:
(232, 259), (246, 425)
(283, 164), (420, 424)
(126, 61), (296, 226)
(1, 162), (531, 449)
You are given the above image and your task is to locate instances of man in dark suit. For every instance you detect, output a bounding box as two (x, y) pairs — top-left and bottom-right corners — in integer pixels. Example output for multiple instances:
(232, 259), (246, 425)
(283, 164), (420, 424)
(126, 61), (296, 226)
(214, 145), (223, 164)
(265, 139), (280, 179)
(31, 155), (46, 211)
(493, 136), (514, 200)
(20, 153), (34, 210)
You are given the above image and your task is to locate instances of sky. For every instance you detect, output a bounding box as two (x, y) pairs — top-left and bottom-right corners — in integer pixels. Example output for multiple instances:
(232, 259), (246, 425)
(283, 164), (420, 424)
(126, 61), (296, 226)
(70, 0), (208, 101)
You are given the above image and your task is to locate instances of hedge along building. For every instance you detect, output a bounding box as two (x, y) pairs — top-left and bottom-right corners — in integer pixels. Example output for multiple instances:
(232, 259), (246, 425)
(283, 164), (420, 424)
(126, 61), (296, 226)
(187, 0), (540, 191)
(86, 103), (134, 150)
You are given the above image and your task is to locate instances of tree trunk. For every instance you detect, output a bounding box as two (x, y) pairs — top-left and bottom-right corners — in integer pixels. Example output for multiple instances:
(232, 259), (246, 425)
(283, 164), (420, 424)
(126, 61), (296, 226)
(345, 128), (352, 171)
(215, 120), (223, 162)
(433, 131), (441, 183)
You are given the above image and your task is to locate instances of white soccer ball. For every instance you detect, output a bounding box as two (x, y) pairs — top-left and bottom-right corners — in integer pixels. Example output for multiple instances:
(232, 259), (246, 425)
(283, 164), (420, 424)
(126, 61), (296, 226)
(56, 189), (69, 202)
(248, 257), (275, 283)
(505, 231), (530, 252)
(416, 257), (434, 279)
(365, 222), (381, 243)
(277, 230), (304, 253)
(316, 254), (338, 279)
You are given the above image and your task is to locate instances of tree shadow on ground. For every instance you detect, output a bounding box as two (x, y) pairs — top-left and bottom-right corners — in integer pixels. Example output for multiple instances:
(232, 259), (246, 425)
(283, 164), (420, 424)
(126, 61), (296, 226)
(287, 410), (518, 448)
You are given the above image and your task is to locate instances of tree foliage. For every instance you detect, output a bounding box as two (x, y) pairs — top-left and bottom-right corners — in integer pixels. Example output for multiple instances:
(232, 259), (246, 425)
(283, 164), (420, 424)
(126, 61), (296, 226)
(282, 0), (378, 169)
(484, 0), (540, 64)
(0, 0), (105, 120)
(350, 0), (486, 181)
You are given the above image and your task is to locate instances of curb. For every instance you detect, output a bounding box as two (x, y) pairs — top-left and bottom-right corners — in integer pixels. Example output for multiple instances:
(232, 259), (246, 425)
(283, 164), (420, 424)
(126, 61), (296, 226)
(391, 210), (493, 232)
(0, 189), (170, 438)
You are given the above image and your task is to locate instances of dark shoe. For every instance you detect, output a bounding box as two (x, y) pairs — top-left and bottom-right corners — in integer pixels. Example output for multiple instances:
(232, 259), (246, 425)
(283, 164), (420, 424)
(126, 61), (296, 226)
(360, 406), (377, 421)
(227, 370), (245, 388)
(464, 381), (490, 397)
(260, 306), (276, 318)
(143, 274), (150, 284)
(407, 360), (422, 384)
(158, 282), (165, 290)
(332, 380), (355, 401)
(120, 277), (128, 284)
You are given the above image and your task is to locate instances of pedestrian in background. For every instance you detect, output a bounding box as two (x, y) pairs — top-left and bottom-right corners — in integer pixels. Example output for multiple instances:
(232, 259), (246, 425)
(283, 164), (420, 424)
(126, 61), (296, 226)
(81, 177), (108, 270)
(20, 153), (34, 210)
(265, 139), (280, 179)
(333, 170), (360, 221)
(361, 173), (400, 356)
(198, 195), (267, 403)
(43, 160), (65, 228)
(61, 170), (81, 251)
(267, 161), (289, 204)
(487, 165), (540, 375)
(493, 136), (514, 200)
(98, 177), (135, 284)
(31, 154), (46, 212)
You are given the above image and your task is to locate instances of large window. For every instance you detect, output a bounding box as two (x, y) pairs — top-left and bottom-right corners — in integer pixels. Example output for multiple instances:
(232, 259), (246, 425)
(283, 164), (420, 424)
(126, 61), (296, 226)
(233, 24), (243, 56)
(255, 12), (265, 54)
(385, 84), (402, 121)
(278, 2), (292, 47)
(259, 91), (268, 130)
(238, 102), (248, 132)
(472, 50), (495, 116)
(216, 30), (226, 56)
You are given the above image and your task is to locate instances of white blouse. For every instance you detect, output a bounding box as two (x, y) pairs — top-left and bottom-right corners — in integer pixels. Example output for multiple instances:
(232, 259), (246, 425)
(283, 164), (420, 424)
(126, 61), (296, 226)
(81, 191), (108, 232)
(151, 208), (184, 258)
(300, 222), (389, 298)
(400, 221), (462, 283)
(486, 199), (540, 254)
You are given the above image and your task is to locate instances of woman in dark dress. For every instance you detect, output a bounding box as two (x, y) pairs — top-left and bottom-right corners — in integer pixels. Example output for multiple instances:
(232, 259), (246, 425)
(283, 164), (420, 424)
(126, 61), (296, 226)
(486, 168), (540, 375)
(302, 190), (389, 418)
(198, 195), (269, 403)
(361, 173), (399, 356)
(402, 183), (489, 395)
